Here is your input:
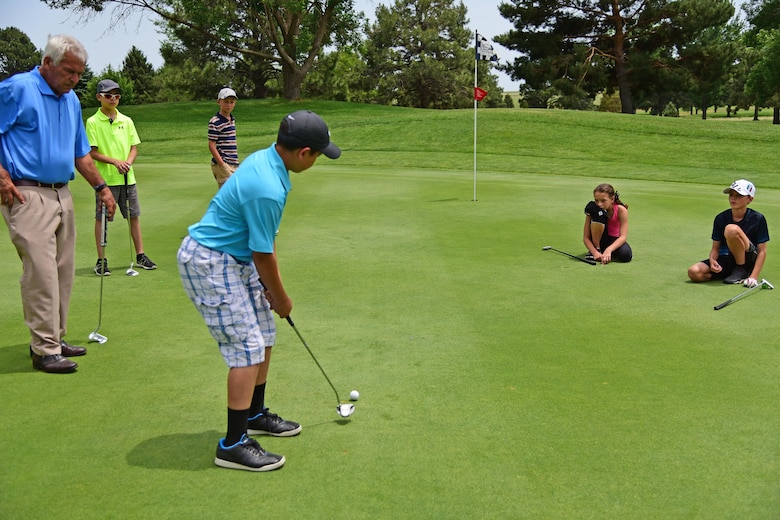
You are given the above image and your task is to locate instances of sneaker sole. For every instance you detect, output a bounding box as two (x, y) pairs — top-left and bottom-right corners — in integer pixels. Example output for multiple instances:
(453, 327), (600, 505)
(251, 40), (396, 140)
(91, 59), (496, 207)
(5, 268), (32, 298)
(247, 425), (302, 437)
(138, 265), (157, 270)
(94, 270), (111, 276)
(214, 455), (285, 472)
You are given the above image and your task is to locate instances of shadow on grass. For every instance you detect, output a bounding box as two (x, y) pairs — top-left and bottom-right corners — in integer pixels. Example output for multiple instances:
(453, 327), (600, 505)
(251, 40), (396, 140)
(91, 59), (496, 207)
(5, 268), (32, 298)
(127, 430), (221, 471)
(0, 344), (34, 374)
(127, 419), (353, 471)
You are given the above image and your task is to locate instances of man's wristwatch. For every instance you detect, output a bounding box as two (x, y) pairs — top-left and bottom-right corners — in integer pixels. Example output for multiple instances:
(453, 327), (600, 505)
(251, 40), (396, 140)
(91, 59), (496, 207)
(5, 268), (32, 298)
(93, 182), (107, 192)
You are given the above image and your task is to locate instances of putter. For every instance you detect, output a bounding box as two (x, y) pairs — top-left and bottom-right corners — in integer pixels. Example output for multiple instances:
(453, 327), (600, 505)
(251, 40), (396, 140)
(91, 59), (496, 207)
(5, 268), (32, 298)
(542, 245), (597, 265)
(714, 278), (774, 310)
(124, 173), (138, 276)
(88, 204), (109, 344)
(285, 316), (355, 418)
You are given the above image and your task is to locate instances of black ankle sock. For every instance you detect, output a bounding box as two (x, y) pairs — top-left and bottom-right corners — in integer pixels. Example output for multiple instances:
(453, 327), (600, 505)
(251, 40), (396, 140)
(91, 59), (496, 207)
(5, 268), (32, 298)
(226, 407), (249, 445)
(249, 383), (267, 418)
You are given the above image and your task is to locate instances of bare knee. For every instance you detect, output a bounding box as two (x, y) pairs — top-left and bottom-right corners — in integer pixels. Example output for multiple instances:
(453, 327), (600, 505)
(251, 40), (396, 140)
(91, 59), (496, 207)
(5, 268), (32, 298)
(688, 263), (710, 282)
(723, 224), (743, 240)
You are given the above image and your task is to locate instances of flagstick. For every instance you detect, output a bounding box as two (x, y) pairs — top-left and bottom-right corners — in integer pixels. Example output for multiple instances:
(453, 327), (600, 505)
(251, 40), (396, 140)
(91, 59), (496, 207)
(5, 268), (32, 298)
(473, 31), (479, 202)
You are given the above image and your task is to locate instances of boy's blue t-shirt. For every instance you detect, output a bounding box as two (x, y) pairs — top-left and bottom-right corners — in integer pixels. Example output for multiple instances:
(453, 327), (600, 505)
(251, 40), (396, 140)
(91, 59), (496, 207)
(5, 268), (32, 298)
(189, 144), (291, 262)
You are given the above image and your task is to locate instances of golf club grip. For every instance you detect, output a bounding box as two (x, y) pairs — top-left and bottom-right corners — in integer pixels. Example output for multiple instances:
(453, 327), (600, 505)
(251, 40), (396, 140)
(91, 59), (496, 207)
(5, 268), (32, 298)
(713, 301), (730, 310)
(100, 204), (108, 246)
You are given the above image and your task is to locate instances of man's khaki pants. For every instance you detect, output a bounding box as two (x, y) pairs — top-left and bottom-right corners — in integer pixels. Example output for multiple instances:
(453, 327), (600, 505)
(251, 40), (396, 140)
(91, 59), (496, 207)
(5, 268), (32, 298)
(1, 185), (76, 355)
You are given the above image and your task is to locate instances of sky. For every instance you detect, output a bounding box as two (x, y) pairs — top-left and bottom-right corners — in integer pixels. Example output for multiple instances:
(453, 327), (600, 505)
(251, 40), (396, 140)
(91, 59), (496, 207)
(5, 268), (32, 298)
(3, 2), (517, 91)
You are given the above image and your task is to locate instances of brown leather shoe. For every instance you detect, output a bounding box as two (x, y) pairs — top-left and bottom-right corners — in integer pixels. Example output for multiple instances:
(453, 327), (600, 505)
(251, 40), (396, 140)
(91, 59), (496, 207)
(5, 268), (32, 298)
(60, 340), (87, 357)
(32, 353), (78, 373)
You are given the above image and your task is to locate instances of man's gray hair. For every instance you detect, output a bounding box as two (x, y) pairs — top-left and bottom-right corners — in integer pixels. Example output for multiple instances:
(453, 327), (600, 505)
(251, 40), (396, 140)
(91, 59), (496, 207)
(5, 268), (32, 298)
(42, 35), (88, 66)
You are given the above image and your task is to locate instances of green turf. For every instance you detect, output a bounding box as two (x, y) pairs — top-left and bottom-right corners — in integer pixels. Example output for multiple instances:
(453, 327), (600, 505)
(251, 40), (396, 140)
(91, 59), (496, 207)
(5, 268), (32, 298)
(1, 102), (778, 518)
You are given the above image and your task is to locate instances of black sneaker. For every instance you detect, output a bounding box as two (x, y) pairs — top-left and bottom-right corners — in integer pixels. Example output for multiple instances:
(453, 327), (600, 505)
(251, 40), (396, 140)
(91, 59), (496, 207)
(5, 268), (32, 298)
(724, 266), (749, 284)
(247, 409), (302, 437)
(94, 258), (111, 276)
(136, 253), (157, 270)
(214, 434), (285, 472)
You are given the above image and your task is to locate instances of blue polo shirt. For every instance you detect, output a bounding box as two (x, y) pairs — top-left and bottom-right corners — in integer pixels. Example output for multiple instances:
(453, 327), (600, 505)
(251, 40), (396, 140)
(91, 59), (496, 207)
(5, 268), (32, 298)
(189, 144), (291, 263)
(0, 66), (91, 184)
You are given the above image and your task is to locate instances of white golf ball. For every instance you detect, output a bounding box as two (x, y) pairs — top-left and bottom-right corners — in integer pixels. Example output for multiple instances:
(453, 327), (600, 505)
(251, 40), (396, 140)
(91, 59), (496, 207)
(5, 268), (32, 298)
(349, 390), (359, 401)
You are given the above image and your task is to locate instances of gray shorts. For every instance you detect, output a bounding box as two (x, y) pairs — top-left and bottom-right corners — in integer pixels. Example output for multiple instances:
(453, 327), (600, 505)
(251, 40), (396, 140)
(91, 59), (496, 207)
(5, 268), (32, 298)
(95, 184), (141, 220)
(177, 236), (276, 368)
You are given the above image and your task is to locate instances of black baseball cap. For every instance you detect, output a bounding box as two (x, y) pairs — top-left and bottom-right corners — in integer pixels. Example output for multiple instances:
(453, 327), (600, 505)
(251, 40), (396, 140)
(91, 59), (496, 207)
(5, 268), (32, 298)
(277, 110), (340, 159)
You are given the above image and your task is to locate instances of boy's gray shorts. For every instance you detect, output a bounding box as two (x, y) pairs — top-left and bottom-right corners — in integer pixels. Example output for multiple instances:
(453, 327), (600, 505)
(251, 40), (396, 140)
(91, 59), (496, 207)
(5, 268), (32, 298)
(95, 184), (141, 220)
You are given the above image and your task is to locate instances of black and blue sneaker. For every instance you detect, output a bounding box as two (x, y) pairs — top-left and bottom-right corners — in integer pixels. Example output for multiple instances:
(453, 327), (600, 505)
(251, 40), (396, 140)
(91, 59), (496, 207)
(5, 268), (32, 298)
(248, 408), (302, 437)
(214, 434), (285, 472)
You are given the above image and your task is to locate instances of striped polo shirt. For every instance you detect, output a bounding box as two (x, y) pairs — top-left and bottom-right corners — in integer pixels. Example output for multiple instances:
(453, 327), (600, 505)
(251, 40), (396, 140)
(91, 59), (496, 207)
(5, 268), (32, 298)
(207, 112), (238, 165)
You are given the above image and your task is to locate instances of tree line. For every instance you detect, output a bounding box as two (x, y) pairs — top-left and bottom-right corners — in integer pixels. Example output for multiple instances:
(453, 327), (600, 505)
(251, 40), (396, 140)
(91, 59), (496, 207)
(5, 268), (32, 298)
(1, 0), (778, 121)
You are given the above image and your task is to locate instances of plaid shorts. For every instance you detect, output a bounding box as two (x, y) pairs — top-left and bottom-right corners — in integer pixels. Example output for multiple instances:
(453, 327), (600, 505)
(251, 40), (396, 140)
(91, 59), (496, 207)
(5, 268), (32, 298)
(177, 235), (276, 368)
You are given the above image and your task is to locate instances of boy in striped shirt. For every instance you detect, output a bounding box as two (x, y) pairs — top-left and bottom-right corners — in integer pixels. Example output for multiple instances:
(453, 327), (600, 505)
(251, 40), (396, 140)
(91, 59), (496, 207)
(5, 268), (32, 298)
(208, 88), (239, 188)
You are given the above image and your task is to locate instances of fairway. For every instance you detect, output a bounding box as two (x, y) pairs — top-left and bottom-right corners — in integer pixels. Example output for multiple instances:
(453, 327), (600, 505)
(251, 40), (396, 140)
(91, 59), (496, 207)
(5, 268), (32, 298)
(1, 103), (778, 518)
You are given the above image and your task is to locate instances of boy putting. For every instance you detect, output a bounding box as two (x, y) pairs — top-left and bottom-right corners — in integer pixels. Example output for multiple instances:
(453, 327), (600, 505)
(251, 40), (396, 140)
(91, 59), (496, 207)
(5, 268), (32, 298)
(178, 110), (340, 471)
(688, 179), (769, 287)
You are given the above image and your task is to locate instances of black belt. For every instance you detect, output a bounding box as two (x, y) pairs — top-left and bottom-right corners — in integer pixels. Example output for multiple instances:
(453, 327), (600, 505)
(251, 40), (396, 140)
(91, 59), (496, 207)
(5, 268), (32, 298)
(12, 179), (68, 189)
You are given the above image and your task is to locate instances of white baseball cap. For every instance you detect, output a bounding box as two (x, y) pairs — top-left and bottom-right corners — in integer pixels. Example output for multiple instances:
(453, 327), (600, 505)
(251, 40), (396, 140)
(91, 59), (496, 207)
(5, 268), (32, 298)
(218, 88), (237, 100)
(724, 179), (755, 197)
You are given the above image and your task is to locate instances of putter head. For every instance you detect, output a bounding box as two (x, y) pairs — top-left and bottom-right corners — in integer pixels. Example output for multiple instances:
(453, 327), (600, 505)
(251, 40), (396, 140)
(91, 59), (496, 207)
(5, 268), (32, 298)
(337, 403), (355, 417)
(126, 268), (139, 277)
(88, 332), (107, 344)
(542, 246), (551, 250)
(761, 279), (774, 290)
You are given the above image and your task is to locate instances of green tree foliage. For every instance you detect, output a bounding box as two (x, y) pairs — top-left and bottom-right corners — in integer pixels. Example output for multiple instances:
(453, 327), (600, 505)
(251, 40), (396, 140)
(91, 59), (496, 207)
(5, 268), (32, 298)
(678, 23), (741, 119)
(0, 27), (42, 81)
(495, 0), (734, 114)
(303, 47), (376, 102)
(151, 42), (224, 102)
(744, 0), (780, 123)
(363, 0), (499, 109)
(122, 46), (156, 104)
(42, 0), (360, 100)
(158, 10), (278, 99)
(745, 30), (780, 122)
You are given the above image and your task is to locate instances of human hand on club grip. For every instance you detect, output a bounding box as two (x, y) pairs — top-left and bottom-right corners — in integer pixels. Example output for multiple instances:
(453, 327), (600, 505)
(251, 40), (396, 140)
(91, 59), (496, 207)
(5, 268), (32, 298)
(264, 288), (292, 318)
(743, 277), (759, 288)
(114, 160), (132, 175)
(600, 250), (612, 264)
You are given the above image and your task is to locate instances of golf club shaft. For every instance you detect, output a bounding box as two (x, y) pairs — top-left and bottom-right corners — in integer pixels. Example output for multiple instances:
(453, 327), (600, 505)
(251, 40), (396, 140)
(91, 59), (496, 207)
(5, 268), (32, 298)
(714, 280), (769, 310)
(543, 246), (597, 265)
(124, 174), (136, 273)
(93, 205), (107, 336)
(286, 316), (343, 403)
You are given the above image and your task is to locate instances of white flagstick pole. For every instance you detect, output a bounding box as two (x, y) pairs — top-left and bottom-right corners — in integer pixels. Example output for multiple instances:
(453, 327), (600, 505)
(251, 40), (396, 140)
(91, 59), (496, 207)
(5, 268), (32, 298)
(473, 31), (478, 202)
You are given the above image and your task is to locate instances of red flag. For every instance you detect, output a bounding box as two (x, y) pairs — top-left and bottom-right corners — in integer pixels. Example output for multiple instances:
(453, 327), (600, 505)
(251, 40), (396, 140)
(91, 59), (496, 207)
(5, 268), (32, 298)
(474, 87), (487, 101)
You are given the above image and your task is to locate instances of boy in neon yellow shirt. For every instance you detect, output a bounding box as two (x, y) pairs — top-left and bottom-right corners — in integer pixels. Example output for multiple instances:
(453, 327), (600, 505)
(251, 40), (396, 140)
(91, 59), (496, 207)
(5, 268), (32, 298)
(86, 79), (156, 275)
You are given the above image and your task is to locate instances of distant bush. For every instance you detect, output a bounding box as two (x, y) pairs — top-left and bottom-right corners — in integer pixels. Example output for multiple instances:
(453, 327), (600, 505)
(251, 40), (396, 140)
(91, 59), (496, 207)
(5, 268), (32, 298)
(663, 102), (679, 117)
(599, 92), (622, 113)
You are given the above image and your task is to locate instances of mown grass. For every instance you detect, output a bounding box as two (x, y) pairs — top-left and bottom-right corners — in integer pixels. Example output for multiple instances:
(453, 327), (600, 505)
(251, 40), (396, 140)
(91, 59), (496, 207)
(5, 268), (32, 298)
(119, 99), (780, 189)
(1, 101), (778, 519)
